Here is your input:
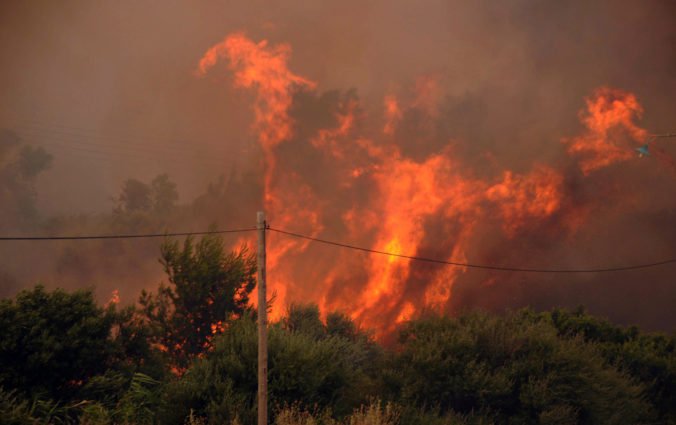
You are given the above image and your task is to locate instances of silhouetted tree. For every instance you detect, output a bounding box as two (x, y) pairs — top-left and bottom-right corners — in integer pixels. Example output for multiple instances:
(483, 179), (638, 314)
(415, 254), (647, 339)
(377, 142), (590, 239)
(0, 129), (52, 225)
(139, 234), (256, 369)
(283, 303), (325, 339)
(117, 179), (152, 213)
(150, 173), (178, 215)
(0, 286), (115, 401)
(18, 145), (52, 179)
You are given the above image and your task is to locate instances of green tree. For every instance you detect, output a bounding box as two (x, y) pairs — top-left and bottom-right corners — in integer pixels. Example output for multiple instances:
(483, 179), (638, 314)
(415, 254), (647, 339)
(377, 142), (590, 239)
(0, 286), (115, 401)
(283, 303), (326, 339)
(159, 313), (377, 424)
(139, 234), (257, 369)
(389, 311), (653, 424)
(543, 307), (676, 423)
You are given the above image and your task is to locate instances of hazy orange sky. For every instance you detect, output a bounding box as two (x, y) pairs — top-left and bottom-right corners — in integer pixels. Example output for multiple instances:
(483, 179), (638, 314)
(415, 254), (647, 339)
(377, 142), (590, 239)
(1, 1), (674, 214)
(1, 1), (675, 332)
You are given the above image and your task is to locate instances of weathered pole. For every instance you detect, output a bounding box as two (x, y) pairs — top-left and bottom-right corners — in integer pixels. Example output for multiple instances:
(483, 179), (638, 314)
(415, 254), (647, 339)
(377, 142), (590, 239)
(256, 211), (268, 425)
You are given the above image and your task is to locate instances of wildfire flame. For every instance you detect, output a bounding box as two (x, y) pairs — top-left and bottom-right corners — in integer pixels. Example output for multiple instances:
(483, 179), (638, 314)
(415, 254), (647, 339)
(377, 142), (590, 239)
(563, 87), (648, 174)
(198, 34), (670, 335)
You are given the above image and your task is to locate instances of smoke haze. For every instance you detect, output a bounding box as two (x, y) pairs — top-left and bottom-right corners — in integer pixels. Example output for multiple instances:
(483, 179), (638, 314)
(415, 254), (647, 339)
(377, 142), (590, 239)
(1, 0), (675, 333)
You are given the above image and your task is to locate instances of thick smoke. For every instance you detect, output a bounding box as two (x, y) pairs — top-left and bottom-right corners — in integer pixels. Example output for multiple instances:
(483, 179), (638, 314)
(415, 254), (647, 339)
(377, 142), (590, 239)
(0, 1), (675, 332)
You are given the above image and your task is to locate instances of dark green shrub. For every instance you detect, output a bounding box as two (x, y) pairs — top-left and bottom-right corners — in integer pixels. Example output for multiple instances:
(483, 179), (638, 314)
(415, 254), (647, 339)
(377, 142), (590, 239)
(160, 313), (379, 424)
(389, 311), (652, 424)
(0, 286), (115, 401)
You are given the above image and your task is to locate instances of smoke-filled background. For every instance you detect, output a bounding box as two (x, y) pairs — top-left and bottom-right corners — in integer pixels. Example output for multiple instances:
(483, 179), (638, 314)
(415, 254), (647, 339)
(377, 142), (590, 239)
(1, 0), (675, 334)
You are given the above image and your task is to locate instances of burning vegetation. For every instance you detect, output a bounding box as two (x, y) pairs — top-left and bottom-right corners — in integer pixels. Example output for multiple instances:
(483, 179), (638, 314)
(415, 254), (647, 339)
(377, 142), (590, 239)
(196, 33), (674, 336)
(1, 2), (676, 423)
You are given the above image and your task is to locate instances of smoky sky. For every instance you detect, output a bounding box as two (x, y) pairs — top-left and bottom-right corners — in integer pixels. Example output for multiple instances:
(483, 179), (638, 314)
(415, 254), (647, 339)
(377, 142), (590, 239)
(1, 0), (675, 213)
(0, 1), (675, 331)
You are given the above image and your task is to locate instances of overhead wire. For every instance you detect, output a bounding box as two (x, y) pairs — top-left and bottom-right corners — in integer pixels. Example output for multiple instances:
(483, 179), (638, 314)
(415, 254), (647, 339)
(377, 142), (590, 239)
(0, 227), (256, 241)
(267, 227), (676, 273)
(5, 224), (671, 273)
(3, 122), (676, 272)
(652, 133), (676, 138)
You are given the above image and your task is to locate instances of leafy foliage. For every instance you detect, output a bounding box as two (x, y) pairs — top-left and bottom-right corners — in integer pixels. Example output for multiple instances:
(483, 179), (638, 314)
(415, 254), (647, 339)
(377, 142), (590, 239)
(389, 311), (654, 424)
(0, 387), (38, 425)
(77, 372), (162, 425)
(159, 310), (377, 424)
(545, 307), (676, 422)
(0, 285), (115, 401)
(139, 234), (257, 369)
(1, 279), (673, 424)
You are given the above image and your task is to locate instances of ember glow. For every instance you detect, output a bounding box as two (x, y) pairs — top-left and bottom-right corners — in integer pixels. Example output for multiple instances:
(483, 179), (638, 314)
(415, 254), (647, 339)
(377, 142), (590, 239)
(107, 289), (120, 307)
(198, 33), (673, 335)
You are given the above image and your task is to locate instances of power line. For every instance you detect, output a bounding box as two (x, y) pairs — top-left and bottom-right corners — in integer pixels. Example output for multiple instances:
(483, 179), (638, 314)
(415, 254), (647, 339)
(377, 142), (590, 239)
(267, 227), (676, 273)
(1, 225), (674, 273)
(652, 133), (676, 139)
(0, 228), (256, 241)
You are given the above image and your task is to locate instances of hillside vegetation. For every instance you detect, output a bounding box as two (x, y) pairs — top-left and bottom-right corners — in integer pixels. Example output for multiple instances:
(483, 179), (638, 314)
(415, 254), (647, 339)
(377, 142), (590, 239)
(0, 235), (673, 424)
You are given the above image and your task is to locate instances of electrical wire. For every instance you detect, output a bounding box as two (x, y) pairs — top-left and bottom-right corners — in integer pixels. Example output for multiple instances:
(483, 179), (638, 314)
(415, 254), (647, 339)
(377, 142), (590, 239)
(267, 227), (676, 273)
(0, 227), (256, 241)
(1, 224), (674, 272)
(3, 121), (676, 271)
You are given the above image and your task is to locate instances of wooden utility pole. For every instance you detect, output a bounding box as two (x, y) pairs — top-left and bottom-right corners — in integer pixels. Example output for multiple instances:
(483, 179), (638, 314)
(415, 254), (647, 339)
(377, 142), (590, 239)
(256, 211), (268, 425)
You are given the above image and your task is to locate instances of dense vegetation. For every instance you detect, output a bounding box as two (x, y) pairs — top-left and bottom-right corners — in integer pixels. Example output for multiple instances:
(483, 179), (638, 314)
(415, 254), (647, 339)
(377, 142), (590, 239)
(0, 234), (673, 425)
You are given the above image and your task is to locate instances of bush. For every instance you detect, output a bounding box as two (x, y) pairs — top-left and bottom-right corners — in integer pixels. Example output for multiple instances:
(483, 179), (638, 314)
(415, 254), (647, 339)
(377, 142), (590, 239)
(271, 401), (487, 425)
(0, 286), (115, 401)
(0, 388), (38, 425)
(388, 311), (653, 424)
(140, 235), (256, 369)
(543, 307), (675, 422)
(159, 312), (379, 424)
(2, 286), (671, 423)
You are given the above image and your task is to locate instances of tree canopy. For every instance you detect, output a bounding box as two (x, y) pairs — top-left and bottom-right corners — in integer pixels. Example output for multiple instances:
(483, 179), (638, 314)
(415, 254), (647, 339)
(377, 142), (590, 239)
(0, 237), (673, 424)
(139, 234), (257, 369)
(0, 286), (114, 401)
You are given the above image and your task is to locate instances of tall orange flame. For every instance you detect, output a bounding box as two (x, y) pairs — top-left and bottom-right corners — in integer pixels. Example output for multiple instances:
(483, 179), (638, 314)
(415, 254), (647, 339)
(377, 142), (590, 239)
(198, 34), (665, 336)
(198, 33), (319, 318)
